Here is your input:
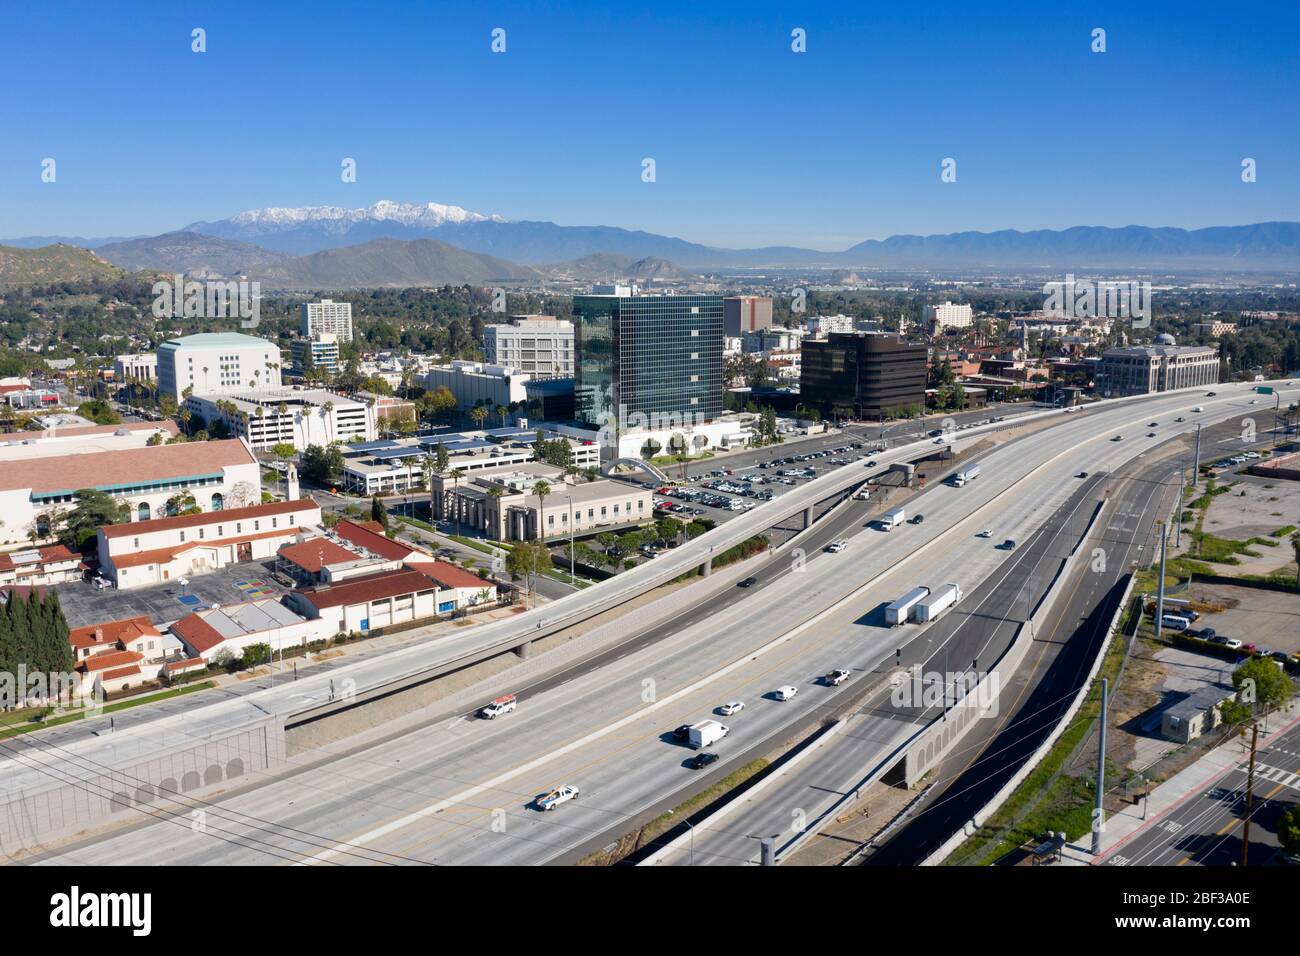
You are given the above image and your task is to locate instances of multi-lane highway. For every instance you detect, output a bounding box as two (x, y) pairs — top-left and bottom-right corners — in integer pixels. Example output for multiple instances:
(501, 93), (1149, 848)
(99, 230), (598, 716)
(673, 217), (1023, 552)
(11, 380), (1300, 865)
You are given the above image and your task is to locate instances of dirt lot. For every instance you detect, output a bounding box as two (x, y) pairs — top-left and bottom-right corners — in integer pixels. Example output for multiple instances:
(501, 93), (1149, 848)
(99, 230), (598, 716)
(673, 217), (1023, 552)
(1195, 471), (1300, 577)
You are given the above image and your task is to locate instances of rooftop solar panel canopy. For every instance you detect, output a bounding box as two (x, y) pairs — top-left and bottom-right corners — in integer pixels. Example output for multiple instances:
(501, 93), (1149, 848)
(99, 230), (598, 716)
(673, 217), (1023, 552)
(483, 427), (534, 438)
(418, 433), (467, 447)
(350, 439), (401, 453)
(370, 446), (429, 461)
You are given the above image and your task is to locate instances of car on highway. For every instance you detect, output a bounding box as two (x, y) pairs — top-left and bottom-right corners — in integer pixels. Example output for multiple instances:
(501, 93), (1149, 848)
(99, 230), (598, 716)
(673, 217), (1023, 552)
(865, 460), (877, 467)
(1206, 391), (1217, 397)
(1191, 406), (1204, 413)
(977, 529), (993, 538)
(718, 701), (745, 716)
(1076, 471), (1088, 478)
(1000, 539), (1017, 550)
(773, 685), (799, 701)
(826, 539), (848, 553)
(910, 514), (924, 524)
(737, 576), (758, 588)
(1249, 398), (1259, 405)
(1111, 435), (1123, 441)
(688, 751), (720, 770)
(823, 669), (851, 686)
(478, 694), (517, 719)
(1148, 422), (1159, 427)
(535, 785), (580, 811)
(672, 724), (693, 742)
(1147, 432), (1157, 437)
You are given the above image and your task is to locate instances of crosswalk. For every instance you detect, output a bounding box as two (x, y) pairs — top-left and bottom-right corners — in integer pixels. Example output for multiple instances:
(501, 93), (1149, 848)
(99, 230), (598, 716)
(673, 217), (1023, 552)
(1238, 762), (1300, 792)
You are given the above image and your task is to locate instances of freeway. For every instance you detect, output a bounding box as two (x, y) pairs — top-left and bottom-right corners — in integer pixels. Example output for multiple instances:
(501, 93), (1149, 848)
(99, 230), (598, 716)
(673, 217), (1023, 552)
(17, 380), (1296, 865)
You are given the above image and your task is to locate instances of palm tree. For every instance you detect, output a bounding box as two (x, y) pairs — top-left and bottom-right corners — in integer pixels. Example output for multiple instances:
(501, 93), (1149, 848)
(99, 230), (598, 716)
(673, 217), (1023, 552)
(495, 404), (507, 428)
(533, 480), (551, 542)
(321, 400), (335, 444)
(470, 404), (489, 431)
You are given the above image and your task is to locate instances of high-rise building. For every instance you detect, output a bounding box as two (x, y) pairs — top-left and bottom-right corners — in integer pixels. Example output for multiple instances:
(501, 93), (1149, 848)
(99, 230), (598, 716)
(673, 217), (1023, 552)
(301, 299), (354, 342)
(156, 332), (282, 402)
(574, 292), (723, 430)
(924, 301), (974, 330)
(483, 316), (575, 377)
(723, 296), (773, 336)
(800, 332), (928, 419)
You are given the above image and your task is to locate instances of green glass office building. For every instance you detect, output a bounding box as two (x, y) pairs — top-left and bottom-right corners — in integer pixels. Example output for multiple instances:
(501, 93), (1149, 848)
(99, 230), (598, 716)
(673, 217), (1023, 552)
(574, 294), (724, 429)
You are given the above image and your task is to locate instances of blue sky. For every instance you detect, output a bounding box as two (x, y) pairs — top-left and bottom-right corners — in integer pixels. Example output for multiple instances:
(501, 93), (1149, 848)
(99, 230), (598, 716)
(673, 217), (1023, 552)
(2, 0), (1297, 249)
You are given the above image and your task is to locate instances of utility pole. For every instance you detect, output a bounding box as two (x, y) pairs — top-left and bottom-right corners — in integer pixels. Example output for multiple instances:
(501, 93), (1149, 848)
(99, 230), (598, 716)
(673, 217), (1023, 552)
(1193, 423), (1202, 476)
(1175, 464), (1184, 549)
(1092, 677), (1109, 856)
(1155, 522), (1167, 642)
(1240, 721), (1259, 866)
(1273, 393), (1281, 448)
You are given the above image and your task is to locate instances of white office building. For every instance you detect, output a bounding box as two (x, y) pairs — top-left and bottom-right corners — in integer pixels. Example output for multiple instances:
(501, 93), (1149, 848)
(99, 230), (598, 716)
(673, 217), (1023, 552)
(301, 299), (354, 342)
(114, 353), (158, 382)
(484, 316), (575, 378)
(424, 361), (530, 412)
(157, 332), (283, 402)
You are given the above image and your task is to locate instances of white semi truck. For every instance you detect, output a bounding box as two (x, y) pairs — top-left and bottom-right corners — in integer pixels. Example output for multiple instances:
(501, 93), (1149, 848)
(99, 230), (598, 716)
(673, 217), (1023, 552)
(912, 583), (963, 623)
(882, 507), (906, 531)
(885, 586), (931, 626)
(953, 465), (981, 487)
(687, 720), (730, 750)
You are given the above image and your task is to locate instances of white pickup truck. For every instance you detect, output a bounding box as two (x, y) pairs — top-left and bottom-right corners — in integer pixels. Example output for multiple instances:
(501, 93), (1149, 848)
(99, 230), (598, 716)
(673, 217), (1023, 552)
(478, 694), (517, 719)
(536, 785), (580, 811)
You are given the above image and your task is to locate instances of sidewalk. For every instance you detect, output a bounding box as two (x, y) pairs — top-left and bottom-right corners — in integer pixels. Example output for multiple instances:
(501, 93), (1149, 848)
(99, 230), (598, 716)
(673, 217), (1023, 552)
(1058, 701), (1300, 864)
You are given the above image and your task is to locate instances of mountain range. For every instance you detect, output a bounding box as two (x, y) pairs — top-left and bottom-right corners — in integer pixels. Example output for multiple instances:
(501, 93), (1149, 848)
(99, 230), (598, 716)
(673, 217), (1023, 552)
(4, 200), (1300, 288)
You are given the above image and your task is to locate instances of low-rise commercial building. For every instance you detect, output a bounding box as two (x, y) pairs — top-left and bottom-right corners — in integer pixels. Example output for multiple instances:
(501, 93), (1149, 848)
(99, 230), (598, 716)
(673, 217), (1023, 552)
(0, 545), (81, 587)
(0, 438), (262, 547)
(96, 499), (322, 590)
(170, 599), (328, 663)
(69, 616), (185, 697)
(114, 353), (158, 383)
(0, 420), (178, 462)
(424, 361), (530, 412)
(1095, 343), (1220, 397)
(432, 462), (652, 542)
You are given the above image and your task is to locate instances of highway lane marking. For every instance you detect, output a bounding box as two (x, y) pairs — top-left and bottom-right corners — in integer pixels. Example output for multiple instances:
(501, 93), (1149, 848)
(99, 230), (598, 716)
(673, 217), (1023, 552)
(303, 401), (1231, 863)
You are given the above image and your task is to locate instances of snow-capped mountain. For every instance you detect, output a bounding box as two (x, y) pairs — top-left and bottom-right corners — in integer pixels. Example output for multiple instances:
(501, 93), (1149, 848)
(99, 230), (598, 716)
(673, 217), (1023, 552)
(183, 200), (511, 254)
(225, 200), (507, 230)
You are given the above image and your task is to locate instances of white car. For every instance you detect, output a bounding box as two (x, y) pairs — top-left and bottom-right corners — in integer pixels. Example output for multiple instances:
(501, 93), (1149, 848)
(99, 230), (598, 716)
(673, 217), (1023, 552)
(824, 669), (851, 686)
(718, 701), (745, 716)
(826, 540), (848, 553)
(1191, 406), (1204, 413)
(977, 529), (993, 538)
(773, 685), (799, 701)
(536, 785), (580, 811)
(1249, 399), (1259, 404)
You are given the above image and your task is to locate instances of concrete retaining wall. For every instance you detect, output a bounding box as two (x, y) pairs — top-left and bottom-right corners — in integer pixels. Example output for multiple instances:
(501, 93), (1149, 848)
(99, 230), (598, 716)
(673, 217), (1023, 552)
(0, 715), (285, 854)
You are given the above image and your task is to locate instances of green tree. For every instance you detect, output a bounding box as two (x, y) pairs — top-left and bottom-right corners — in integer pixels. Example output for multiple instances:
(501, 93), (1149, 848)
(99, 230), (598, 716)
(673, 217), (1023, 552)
(1220, 656), (1294, 726)
(371, 494), (389, 530)
(1278, 805), (1300, 857)
(59, 489), (130, 548)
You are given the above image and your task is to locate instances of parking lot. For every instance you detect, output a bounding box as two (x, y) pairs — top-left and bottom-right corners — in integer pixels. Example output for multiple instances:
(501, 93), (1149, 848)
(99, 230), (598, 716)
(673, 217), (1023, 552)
(54, 561), (293, 629)
(1180, 582), (1300, 658)
(644, 440), (881, 523)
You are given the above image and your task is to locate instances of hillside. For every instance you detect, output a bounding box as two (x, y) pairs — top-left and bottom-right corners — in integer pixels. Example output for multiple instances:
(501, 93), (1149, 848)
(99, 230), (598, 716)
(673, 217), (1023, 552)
(97, 231), (292, 276)
(252, 237), (542, 289)
(0, 243), (124, 285)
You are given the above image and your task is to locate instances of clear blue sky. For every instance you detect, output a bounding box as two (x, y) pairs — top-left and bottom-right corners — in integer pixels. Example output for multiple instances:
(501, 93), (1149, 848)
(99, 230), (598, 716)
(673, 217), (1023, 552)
(2, 0), (1297, 249)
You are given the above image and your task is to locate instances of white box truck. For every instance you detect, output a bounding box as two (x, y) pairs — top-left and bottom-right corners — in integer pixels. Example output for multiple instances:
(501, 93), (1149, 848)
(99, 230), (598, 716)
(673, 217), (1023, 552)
(882, 507), (906, 531)
(912, 583), (962, 623)
(953, 465), (981, 487)
(687, 720), (729, 750)
(885, 586), (931, 626)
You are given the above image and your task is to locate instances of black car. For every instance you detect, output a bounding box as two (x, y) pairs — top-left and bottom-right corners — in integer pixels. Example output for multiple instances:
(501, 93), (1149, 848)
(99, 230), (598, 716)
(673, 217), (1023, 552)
(910, 514), (924, 524)
(737, 576), (758, 588)
(865, 460), (877, 467)
(1076, 471), (1088, 478)
(688, 752), (720, 770)
(672, 724), (692, 742)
